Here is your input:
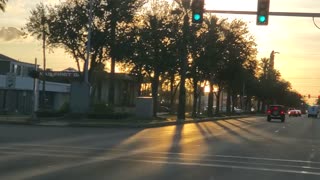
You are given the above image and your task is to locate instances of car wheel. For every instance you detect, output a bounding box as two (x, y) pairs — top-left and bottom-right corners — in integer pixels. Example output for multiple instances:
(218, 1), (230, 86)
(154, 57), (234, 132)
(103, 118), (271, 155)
(281, 118), (285, 123)
(267, 117), (271, 122)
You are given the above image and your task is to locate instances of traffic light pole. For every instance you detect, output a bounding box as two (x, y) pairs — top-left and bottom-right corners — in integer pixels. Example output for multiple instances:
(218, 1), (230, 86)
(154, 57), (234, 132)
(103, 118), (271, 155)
(205, 10), (320, 18)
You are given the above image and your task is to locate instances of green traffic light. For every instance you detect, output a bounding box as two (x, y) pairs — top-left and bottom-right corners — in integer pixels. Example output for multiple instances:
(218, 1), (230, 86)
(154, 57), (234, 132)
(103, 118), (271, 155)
(259, 15), (266, 23)
(193, 13), (201, 21)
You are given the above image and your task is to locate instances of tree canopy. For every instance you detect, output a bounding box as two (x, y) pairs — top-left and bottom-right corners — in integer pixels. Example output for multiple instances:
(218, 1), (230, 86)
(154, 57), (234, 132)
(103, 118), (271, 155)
(24, 0), (306, 118)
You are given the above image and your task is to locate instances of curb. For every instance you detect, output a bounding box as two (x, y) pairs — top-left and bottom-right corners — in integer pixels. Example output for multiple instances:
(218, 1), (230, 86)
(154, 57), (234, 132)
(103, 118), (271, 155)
(0, 115), (258, 128)
(64, 115), (250, 128)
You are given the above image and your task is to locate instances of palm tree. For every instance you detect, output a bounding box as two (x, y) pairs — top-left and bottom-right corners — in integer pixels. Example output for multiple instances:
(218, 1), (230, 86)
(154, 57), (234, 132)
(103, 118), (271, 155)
(0, 0), (8, 12)
(173, 0), (193, 120)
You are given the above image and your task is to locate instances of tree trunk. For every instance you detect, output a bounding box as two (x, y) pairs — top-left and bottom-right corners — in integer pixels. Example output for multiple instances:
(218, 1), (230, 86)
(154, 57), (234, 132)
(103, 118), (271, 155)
(197, 89), (201, 116)
(226, 87), (232, 114)
(177, 15), (189, 121)
(170, 74), (178, 114)
(137, 67), (143, 97)
(261, 100), (266, 113)
(108, 20), (117, 106)
(215, 88), (221, 114)
(232, 93), (237, 113)
(207, 82), (214, 117)
(152, 70), (160, 117)
(192, 79), (198, 118)
(257, 100), (261, 112)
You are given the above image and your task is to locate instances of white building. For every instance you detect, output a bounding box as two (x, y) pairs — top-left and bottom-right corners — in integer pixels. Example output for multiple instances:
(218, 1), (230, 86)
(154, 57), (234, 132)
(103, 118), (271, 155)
(0, 54), (70, 114)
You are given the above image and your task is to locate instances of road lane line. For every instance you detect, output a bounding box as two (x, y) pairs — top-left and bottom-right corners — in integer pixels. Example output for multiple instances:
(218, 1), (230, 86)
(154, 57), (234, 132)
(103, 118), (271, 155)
(121, 158), (320, 176)
(3, 149), (320, 177)
(141, 151), (320, 164)
(125, 154), (320, 171)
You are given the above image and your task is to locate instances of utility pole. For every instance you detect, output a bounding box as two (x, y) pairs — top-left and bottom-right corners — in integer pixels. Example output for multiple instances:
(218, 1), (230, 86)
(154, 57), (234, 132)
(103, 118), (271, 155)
(41, 17), (47, 109)
(33, 58), (39, 120)
(84, 0), (93, 84)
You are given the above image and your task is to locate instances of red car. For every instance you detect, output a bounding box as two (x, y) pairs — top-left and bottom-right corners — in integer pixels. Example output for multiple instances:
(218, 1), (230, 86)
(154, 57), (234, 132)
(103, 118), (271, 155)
(288, 109), (301, 117)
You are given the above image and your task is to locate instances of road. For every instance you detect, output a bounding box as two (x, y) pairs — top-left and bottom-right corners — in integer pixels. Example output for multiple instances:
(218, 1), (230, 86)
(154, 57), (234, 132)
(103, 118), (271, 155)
(0, 116), (320, 180)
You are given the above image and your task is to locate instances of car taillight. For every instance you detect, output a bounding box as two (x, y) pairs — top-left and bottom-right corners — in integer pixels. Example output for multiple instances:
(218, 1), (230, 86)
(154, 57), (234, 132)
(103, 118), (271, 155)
(267, 109), (271, 114)
(280, 111), (285, 115)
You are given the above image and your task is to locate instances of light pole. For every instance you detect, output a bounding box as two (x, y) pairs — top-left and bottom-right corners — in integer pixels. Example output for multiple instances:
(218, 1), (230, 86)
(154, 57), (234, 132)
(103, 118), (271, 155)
(84, 0), (93, 84)
(270, 50), (280, 69)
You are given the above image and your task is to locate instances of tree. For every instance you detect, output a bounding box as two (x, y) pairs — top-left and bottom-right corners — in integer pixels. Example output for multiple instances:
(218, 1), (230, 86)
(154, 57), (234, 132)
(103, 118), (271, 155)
(219, 19), (257, 113)
(46, 0), (144, 106)
(128, 0), (179, 117)
(0, 0), (8, 12)
(197, 16), (227, 116)
(172, 0), (193, 120)
(25, 2), (51, 108)
(100, 0), (145, 106)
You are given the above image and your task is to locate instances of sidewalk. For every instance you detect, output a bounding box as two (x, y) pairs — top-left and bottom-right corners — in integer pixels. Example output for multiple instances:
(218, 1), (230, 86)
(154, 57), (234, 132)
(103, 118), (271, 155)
(0, 114), (254, 128)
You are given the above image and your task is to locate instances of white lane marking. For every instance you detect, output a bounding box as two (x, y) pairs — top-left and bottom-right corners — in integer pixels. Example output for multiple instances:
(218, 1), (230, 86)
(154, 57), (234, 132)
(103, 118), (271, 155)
(4, 143), (320, 165)
(2, 148), (320, 173)
(146, 151), (320, 164)
(131, 155), (320, 171)
(121, 158), (320, 176)
(275, 130), (280, 133)
(282, 126), (286, 129)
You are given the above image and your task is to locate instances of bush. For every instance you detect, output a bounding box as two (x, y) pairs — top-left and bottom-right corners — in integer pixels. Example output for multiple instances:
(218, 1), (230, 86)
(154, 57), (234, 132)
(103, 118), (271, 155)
(36, 110), (64, 117)
(92, 103), (114, 113)
(59, 102), (70, 114)
(87, 112), (131, 119)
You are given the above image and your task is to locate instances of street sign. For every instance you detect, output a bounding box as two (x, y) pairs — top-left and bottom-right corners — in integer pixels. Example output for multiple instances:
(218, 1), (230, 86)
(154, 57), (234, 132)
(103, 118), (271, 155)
(6, 73), (16, 89)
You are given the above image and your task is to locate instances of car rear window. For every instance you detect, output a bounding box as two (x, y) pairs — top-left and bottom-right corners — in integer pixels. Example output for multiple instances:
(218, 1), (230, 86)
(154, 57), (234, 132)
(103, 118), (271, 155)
(270, 106), (284, 110)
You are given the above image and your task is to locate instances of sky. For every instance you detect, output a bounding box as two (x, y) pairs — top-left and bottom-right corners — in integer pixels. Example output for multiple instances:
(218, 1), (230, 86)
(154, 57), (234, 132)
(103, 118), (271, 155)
(1, 0), (320, 104)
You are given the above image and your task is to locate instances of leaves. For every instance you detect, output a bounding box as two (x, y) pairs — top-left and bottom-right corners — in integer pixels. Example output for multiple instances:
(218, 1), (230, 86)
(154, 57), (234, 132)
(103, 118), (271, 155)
(0, 0), (8, 12)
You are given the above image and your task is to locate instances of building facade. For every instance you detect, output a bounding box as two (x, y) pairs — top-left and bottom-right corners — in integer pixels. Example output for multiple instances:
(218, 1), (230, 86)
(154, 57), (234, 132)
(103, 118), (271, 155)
(0, 54), (70, 114)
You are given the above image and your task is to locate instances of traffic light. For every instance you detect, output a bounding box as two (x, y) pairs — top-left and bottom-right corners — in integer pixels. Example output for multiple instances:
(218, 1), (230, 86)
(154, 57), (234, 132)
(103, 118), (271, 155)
(192, 0), (205, 23)
(257, 0), (270, 25)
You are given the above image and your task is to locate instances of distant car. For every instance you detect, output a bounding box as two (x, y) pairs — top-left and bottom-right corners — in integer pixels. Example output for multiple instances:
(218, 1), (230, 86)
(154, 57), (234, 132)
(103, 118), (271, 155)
(234, 107), (244, 114)
(267, 105), (286, 122)
(308, 105), (319, 118)
(288, 109), (301, 117)
(296, 110), (302, 116)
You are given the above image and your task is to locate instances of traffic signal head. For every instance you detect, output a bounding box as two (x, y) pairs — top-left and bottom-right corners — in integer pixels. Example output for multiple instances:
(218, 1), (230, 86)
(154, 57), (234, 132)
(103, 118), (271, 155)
(192, 0), (205, 24)
(257, 0), (270, 25)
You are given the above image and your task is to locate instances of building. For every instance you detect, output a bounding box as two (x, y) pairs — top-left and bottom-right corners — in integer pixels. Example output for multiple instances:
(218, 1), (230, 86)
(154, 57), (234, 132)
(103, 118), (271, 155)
(91, 72), (137, 107)
(0, 54), (70, 114)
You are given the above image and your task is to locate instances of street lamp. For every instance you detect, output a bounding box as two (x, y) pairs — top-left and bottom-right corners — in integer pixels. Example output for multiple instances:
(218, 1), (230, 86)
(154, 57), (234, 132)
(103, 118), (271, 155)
(270, 50), (280, 69)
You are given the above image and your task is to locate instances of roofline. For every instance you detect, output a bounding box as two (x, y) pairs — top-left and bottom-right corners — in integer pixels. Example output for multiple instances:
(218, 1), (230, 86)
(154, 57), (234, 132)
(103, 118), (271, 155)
(0, 54), (38, 67)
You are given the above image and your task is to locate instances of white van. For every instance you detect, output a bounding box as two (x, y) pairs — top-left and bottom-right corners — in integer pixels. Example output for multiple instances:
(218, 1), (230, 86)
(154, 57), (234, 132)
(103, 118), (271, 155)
(308, 105), (319, 118)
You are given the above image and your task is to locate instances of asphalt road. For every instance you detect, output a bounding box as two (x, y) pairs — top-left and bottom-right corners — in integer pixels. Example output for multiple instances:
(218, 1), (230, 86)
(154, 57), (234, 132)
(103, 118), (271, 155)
(1, 115), (320, 180)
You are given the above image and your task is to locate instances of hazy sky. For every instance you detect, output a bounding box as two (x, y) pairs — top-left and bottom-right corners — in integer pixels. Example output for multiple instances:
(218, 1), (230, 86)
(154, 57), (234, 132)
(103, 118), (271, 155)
(1, 0), (320, 104)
